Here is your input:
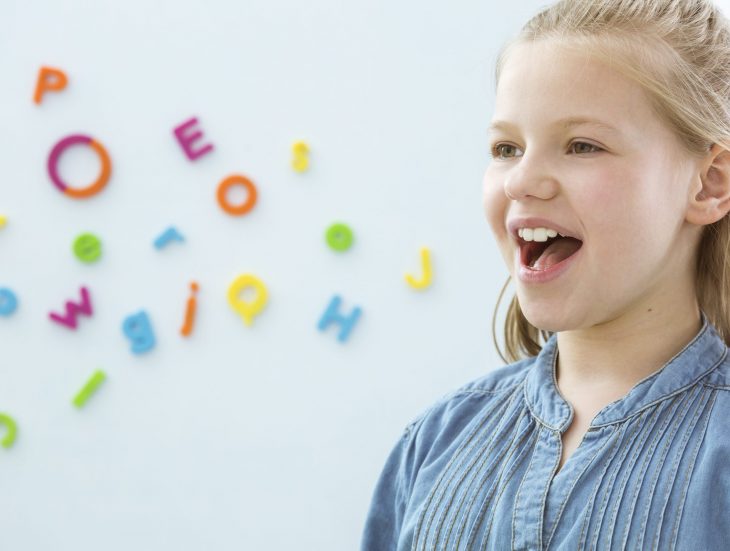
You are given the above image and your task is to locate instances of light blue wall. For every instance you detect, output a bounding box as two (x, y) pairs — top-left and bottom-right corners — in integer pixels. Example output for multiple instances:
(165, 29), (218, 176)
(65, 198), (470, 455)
(1, 1), (727, 549)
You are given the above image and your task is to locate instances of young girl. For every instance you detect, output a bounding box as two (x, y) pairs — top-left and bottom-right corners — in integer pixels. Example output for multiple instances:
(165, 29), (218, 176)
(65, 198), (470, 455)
(360, 1), (730, 549)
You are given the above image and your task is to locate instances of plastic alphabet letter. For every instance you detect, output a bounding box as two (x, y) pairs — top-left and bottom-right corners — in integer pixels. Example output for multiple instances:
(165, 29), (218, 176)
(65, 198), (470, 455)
(47, 134), (111, 199)
(325, 222), (354, 252)
(217, 174), (258, 216)
(0, 413), (17, 449)
(317, 294), (362, 343)
(49, 286), (93, 329)
(405, 247), (433, 290)
(34, 66), (68, 104)
(180, 282), (199, 337)
(122, 310), (156, 354)
(173, 117), (214, 161)
(227, 274), (268, 327)
(154, 226), (185, 250)
(0, 288), (18, 317)
(291, 140), (310, 172)
(73, 233), (102, 263)
(72, 370), (106, 408)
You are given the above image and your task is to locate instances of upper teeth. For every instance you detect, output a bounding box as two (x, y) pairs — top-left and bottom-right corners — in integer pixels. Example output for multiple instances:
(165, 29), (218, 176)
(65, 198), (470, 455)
(518, 227), (565, 242)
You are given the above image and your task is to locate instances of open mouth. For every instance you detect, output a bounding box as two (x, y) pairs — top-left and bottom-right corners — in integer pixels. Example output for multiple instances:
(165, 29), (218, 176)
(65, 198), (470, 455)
(520, 235), (583, 271)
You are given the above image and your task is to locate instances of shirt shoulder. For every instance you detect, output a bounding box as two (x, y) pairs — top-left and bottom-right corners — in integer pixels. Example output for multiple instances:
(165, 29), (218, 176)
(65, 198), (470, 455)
(403, 356), (535, 441)
(700, 345), (730, 390)
(697, 348), (730, 445)
(451, 355), (536, 395)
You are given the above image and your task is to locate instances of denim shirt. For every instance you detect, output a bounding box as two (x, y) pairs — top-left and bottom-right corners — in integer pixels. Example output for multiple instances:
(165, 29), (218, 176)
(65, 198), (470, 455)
(360, 311), (730, 550)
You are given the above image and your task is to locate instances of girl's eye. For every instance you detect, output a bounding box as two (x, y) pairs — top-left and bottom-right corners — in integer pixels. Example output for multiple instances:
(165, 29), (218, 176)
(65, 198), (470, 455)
(491, 143), (523, 159)
(569, 141), (602, 154)
(490, 141), (603, 159)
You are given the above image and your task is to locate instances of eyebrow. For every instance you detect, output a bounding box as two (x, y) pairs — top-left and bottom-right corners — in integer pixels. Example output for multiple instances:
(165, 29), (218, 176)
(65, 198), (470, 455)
(488, 117), (621, 135)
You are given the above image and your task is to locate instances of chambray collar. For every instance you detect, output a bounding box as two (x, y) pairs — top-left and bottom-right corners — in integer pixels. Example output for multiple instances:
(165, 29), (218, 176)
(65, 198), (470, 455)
(524, 310), (728, 431)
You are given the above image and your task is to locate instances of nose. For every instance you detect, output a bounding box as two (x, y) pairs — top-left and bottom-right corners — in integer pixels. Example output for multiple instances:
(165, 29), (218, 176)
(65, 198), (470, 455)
(502, 152), (558, 201)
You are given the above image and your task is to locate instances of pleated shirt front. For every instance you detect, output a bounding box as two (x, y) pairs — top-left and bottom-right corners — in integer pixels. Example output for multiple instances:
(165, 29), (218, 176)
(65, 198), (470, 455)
(360, 311), (730, 550)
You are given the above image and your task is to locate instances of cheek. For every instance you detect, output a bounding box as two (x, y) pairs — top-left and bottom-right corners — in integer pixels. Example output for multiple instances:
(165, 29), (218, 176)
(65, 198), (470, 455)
(482, 170), (515, 270)
(482, 169), (509, 239)
(574, 165), (642, 232)
(578, 173), (661, 271)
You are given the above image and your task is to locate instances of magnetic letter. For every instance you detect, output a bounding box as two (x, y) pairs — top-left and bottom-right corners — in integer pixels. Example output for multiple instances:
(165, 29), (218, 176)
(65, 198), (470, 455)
(47, 134), (111, 199)
(0, 413), (17, 449)
(49, 286), (93, 329)
(173, 117), (214, 161)
(227, 274), (268, 327)
(405, 247), (433, 290)
(217, 174), (258, 216)
(154, 226), (185, 250)
(0, 288), (18, 317)
(34, 66), (68, 104)
(122, 310), (156, 354)
(317, 294), (362, 343)
(180, 282), (199, 337)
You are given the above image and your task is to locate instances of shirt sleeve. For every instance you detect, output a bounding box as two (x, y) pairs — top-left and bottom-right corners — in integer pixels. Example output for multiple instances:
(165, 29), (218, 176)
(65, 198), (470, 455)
(359, 421), (418, 551)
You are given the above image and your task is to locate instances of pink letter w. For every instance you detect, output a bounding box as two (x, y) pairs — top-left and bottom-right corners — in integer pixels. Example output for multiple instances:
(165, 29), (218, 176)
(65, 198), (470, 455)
(49, 286), (93, 329)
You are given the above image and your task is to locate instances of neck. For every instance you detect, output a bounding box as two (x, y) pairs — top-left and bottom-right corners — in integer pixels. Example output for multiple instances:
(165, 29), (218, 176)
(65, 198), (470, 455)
(555, 301), (702, 409)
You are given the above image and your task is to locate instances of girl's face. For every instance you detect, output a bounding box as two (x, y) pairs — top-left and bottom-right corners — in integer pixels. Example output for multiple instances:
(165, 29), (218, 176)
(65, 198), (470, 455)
(483, 39), (703, 332)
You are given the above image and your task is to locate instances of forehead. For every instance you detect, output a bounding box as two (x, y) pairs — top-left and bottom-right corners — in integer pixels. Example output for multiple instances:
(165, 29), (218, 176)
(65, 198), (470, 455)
(491, 40), (655, 135)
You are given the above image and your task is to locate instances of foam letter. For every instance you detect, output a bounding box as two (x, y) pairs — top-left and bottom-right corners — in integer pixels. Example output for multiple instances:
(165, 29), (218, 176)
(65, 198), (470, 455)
(47, 134), (111, 199)
(180, 282), (199, 337)
(154, 226), (185, 250)
(173, 117), (214, 161)
(49, 286), (93, 329)
(34, 66), (68, 104)
(405, 247), (433, 290)
(0, 413), (17, 449)
(217, 174), (258, 216)
(227, 274), (268, 327)
(122, 310), (156, 354)
(317, 294), (362, 343)
(0, 288), (18, 317)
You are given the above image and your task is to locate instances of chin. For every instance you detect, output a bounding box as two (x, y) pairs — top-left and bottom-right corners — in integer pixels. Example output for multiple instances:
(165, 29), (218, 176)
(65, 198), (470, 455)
(516, 296), (573, 334)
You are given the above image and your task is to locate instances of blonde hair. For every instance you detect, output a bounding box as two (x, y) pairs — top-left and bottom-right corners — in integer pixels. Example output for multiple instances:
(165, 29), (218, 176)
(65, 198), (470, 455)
(491, 0), (730, 364)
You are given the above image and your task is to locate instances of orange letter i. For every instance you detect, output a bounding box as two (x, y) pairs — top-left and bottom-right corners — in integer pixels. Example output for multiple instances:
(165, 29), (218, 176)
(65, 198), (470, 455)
(180, 281), (199, 337)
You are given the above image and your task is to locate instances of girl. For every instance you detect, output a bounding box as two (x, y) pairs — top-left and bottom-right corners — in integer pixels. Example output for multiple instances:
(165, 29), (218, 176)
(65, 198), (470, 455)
(360, 1), (730, 549)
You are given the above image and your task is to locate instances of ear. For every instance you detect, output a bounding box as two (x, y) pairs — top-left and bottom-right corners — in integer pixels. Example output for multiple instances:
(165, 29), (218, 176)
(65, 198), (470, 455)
(686, 143), (730, 226)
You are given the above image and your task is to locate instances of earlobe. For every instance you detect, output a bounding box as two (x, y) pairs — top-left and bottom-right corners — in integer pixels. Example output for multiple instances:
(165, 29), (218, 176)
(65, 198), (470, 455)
(687, 144), (730, 226)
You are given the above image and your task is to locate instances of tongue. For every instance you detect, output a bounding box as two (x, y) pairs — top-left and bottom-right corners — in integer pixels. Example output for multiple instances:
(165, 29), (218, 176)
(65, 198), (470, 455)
(532, 237), (582, 270)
